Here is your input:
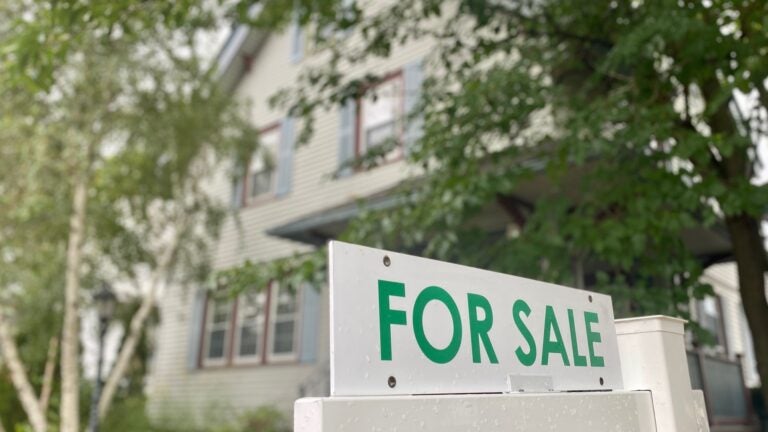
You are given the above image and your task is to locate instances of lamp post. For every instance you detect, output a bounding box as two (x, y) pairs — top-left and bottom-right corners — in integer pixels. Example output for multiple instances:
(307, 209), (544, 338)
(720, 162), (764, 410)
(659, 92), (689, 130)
(87, 282), (116, 432)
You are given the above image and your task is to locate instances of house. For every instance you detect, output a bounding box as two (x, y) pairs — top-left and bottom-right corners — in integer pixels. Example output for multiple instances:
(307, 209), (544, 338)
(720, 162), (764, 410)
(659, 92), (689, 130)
(696, 263), (760, 389)
(684, 263), (764, 430)
(144, 17), (432, 426)
(144, 15), (763, 431)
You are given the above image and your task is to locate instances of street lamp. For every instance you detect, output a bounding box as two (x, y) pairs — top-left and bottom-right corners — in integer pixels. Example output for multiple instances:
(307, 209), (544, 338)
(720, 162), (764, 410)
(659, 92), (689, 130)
(87, 282), (116, 432)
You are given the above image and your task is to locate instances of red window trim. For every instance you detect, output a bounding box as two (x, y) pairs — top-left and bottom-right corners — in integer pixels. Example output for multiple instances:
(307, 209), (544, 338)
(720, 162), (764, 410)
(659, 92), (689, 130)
(354, 69), (406, 169)
(197, 283), (300, 369)
(240, 122), (281, 208)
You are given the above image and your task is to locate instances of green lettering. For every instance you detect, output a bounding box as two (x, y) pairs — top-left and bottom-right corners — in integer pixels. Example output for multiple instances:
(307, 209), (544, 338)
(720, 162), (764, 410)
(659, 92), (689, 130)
(568, 309), (588, 367)
(584, 311), (605, 367)
(513, 300), (536, 366)
(542, 306), (570, 366)
(413, 286), (462, 364)
(467, 293), (498, 364)
(378, 280), (407, 361)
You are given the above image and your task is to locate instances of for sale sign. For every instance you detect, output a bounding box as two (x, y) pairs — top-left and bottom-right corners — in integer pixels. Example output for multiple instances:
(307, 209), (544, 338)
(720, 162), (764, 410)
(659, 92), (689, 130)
(329, 241), (623, 396)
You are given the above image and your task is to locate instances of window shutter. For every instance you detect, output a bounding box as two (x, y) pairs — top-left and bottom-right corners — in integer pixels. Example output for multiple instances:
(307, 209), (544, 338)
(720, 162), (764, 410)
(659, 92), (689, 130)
(275, 117), (295, 197)
(230, 176), (244, 209)
(299, 284), (321, 363)
(337, 99), (356, 177)
(187, 290), (206, 370)
(403, 58), (424, 156)
(290, 19), (304, 63)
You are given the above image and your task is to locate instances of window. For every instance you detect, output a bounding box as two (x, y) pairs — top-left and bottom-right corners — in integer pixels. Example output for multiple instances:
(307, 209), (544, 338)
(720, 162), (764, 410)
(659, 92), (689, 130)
(268, 285), (300, 361)
(697, 296), (727, 354)
(317, 0), (356, 43)
(235, 292), (267, 361)
(202, 297), (232, 366)
(199, 284), (301, 367)
(245, 125), (279, 204)
(357, 73), (405, 161)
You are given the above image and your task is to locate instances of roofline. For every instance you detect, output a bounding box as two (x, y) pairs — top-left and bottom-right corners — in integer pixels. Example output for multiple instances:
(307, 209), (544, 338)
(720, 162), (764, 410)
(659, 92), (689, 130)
(214, 5), (266, 93)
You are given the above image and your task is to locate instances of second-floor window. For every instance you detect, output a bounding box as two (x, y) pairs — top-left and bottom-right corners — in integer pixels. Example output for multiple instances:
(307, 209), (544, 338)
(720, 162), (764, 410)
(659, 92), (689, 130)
(232, 118), (296, 208)
(245, 125), (280, 203)
(357, 73), (405, 161)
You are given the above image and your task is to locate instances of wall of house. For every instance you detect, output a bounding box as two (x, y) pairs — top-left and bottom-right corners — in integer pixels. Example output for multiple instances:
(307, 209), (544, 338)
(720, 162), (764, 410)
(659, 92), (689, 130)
(146, 21), (434, 425)
(701, 263), (761, 388)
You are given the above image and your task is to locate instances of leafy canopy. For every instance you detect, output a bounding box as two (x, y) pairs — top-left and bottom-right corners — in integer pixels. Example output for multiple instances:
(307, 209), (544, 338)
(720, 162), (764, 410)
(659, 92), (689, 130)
(226, 0), (767, 322)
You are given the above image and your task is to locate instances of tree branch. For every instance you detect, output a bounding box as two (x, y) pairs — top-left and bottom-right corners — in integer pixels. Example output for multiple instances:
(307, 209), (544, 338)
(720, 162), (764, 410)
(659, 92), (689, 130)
(97, 228), (181, 420)
(0, 314), (48, 432)
(38, 336), (59, 414)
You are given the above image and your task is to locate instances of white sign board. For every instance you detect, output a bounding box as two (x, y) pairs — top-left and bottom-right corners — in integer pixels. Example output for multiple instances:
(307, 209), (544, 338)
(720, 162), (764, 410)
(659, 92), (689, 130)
(329, 241), (623, 396)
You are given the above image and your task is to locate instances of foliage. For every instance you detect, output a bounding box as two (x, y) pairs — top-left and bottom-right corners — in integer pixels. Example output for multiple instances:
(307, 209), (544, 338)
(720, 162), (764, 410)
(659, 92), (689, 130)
(0, 0), (220, 90)
(101, 397), (289, 432)
(215, 249), (327, 297)
(0, 372), (24, 431)
(0, 0), (258, 428)
(236, 406), (290, 432)
(230, 0), (768, 318)
(100, 396), (156, 432)
(221, 0), (768, 406)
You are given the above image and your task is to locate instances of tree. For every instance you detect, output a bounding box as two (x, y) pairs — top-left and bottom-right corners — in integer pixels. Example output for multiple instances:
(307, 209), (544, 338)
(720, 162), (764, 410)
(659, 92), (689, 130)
(237, 0), (768, 410)
(0, 2), (256, 430)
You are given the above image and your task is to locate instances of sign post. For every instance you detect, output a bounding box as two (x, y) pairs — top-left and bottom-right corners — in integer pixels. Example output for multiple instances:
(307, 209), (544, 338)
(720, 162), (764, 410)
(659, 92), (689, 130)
(294, 241), (709, 431)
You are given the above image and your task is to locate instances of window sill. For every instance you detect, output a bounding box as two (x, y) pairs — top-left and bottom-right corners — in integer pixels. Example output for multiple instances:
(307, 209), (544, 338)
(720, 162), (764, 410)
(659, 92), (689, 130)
(347, 149), (405, 177)
(194, 358), (303, 371)
(240, 192), (282, 209)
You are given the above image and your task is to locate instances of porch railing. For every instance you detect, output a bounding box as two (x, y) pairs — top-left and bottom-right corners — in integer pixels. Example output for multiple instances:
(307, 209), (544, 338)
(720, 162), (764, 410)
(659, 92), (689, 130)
(687, 350), (756, 427)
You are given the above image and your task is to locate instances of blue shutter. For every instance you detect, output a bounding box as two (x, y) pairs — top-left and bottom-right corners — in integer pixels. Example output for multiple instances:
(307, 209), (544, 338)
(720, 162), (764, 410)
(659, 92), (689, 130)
(403, 59), (424, 156)
(337, 99), (356, 177)
(275, 117), (295, 197)
(230, 176), (243, 209)
(299, 284), (321, 363)
(187, 290), (206, 370)
(290, 19), (304, 63)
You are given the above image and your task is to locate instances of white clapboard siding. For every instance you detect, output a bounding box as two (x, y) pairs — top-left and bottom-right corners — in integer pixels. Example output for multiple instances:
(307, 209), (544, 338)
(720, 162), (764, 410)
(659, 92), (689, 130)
(700, 262), (762, 387)
(146, 22), (432, 424)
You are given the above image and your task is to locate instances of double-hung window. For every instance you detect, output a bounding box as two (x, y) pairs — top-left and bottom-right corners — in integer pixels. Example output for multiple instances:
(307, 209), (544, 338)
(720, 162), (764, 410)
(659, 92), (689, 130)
(245, 125), (280, 204)
(268, 285), (300, 361)
(697, 296), (727, 353)
(199, 284), (301, 367)
(235, 292), (268, 362)
(358, 73), (405, 161)
(202, 297), (232, 367)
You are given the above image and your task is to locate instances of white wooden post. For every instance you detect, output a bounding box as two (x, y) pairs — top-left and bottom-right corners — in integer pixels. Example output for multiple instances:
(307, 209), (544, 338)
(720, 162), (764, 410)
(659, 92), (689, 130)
(294, 315), (711, 431)
(615, 315), (710, 432)
(295, 391), (657, 431)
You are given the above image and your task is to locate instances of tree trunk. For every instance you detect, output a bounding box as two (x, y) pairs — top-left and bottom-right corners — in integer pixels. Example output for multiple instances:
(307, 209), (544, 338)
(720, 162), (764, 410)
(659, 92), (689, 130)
(725, 214), (768, 413)
(39, 336), (59, 413)
(97, 293), (156, 420)
(0, 315), (47, 432)
(60, 174), (88, 432)
(97, 236), (178, 420)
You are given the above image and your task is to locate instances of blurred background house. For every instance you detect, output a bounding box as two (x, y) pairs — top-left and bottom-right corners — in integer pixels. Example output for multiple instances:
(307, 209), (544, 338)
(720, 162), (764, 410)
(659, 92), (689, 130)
(144, 14), (764, 432)
(688, 264), (764, 431)
(144, 17), (430, 425)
